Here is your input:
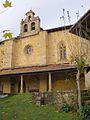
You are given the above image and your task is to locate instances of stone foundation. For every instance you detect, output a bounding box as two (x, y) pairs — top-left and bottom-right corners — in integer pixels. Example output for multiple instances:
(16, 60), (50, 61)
(32, 91), (77, 110)
(32, 92), (54, 105)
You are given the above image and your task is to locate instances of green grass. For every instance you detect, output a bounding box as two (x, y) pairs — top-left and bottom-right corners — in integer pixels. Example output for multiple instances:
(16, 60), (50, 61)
(0, 94), (80, 120)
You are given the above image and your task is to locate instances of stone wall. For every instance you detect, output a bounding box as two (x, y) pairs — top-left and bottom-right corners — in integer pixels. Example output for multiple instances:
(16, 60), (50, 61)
(0, 29), (90, 69)
(32, 92), (54, 105)
(85, 71), (90, 89)
(32, 91), (77, 110)
(11, 31), (47, 67)
(2, 76), (11, 94)
(54, 91), (77, 111)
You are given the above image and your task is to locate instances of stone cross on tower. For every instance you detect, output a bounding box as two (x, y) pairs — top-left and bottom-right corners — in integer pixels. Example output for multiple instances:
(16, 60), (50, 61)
(20, 10), (40, 37)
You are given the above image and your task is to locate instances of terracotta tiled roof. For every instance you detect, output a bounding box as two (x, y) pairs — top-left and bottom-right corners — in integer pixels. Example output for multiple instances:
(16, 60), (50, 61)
(47, 25), (72, 33)
(0, 64), (75, 76)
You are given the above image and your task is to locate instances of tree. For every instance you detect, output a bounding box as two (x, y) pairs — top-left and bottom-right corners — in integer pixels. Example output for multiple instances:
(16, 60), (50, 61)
(60, 8), (89, 116)
(3, 0), (12, 8)
(67, 18), (88, 115)
(71, 54), (86, 115)
(0, 0), (12, 39)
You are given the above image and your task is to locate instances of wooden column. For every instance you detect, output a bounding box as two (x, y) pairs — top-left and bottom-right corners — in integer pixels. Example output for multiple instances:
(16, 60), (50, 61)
(48, 72), (52, 92)
(20, 75), (23, 94)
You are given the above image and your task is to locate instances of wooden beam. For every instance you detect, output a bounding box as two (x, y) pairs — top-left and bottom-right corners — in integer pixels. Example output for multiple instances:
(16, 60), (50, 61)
(81, 24), (90, 34)
(82, 29), (90, 40)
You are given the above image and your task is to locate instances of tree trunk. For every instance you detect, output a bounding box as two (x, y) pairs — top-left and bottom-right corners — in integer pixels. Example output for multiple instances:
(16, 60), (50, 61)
(76, 70), (82, 115)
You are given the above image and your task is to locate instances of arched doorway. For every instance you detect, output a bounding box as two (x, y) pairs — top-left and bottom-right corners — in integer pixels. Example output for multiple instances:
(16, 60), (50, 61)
(18, 80), (26, 93)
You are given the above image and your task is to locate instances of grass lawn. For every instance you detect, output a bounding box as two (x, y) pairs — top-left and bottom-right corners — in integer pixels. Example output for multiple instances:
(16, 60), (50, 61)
(0, 94), (80, 120)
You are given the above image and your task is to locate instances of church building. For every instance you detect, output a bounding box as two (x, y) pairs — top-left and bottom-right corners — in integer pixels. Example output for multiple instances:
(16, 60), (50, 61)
(0, 9), (90, 94)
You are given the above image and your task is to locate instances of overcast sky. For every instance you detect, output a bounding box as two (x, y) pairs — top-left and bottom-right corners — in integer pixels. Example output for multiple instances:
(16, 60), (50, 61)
(0, 0), (90, 38)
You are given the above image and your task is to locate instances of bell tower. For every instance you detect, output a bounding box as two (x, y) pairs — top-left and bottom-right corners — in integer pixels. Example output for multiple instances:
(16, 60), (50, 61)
(20, 10), (40, 37)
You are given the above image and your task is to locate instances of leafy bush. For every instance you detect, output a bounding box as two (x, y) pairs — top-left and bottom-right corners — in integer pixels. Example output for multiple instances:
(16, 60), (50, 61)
(81, 104), (90, 120)
(61, 103), (73, 112)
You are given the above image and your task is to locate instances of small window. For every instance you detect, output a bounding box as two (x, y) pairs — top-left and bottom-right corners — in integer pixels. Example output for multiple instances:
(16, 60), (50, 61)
(24, 24), (28, 32)
(25, 45), (32, 55)
(31, 22), (35, 31)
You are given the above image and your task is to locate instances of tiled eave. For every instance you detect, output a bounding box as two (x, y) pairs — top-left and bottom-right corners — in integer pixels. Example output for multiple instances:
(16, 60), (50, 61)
(0, 64), (90, 76)
(47, 25), (72, 33)
(0, 64), (76, 76)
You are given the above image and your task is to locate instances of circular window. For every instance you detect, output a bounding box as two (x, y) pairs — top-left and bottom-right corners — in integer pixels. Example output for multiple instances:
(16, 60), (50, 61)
(25, 45), (32, 55)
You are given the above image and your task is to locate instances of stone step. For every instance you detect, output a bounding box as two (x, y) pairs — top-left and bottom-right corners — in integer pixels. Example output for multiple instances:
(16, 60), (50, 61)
(82, 93), (90, 95)
(82, 96), (90, 101)
(81, 89), (90, 93)
(85, 100), (90, 105)
(81, 92), (90, 95)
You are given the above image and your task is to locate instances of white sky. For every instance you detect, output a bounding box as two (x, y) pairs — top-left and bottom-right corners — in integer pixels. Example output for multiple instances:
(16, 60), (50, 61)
(0, 0), (90, 38)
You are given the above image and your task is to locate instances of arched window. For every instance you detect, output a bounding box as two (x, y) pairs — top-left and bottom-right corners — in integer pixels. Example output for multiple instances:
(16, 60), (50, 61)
(31, 22), (35, 31)
(28, 16), (31, 21)
(59, 42), (67, 60)
(24, 24), (28, 32)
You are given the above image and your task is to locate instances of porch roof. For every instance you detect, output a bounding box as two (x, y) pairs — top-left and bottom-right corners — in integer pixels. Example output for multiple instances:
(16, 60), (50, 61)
(0, 64), (90, 76)
(0, 64), (76, 76)
(70, 9), (90, 40)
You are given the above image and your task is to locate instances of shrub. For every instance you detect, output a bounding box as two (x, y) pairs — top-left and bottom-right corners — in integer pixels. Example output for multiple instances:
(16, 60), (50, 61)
(61, 103), (73, 112)
(81, 104), (90, 120)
